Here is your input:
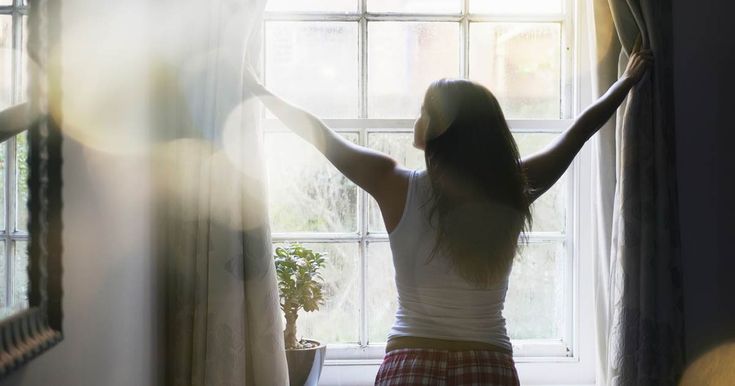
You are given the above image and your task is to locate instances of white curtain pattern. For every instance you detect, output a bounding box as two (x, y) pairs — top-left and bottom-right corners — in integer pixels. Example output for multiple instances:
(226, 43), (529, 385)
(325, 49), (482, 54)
(154, 0), (288, 385)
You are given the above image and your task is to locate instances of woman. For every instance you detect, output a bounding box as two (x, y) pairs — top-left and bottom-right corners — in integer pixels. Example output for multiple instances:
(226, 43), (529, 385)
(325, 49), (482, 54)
(245, 46), (651, 385)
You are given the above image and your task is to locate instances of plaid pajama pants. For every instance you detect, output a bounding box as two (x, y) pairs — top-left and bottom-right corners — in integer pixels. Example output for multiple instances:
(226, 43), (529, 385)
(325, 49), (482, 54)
(375, 348), (520, 386)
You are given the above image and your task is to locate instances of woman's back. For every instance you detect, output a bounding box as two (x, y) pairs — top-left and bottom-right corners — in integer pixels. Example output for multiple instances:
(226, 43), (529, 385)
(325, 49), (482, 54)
(388, 169), (513, 352)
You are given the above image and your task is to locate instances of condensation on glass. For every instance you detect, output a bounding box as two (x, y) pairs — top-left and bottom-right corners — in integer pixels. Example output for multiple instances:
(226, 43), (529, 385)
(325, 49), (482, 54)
(366, 242), (397, 343)
(368, 0), (461, 14)
(469, 23), (562, 119)
(266, 0), (356, 13)
(514, 133), (566, 232)
(368, 22), (460, 118)
(470, 0), (563, 14)
(0, 15), (13, 109)
(265, 21), (358, 119)
(506, 241), (566, 339)
(265, 132), (359, 233)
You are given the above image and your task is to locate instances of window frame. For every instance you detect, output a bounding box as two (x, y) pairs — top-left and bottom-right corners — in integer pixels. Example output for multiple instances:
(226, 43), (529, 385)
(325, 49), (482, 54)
(0, 0), (29, 311)
(261, 0), (596, 383)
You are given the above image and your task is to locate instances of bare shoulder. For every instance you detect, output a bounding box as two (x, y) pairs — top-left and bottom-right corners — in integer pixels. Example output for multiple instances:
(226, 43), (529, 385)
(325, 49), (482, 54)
(375, 166), (413, 234)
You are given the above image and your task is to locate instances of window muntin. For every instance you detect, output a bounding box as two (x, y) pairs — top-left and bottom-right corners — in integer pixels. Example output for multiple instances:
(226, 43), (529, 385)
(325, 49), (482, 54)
(0, 0), (29, 312)
(263, 0), (574, 360)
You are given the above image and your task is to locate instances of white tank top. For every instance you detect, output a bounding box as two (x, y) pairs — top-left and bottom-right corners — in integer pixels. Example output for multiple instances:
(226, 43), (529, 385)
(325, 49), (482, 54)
(387, 169), (512, 351)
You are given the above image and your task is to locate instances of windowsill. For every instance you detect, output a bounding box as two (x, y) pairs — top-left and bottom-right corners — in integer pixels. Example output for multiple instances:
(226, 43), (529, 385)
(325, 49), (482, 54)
(322, 338), (572, 361)
(318, 338), (592, 385)
(318, 359), (596, 386)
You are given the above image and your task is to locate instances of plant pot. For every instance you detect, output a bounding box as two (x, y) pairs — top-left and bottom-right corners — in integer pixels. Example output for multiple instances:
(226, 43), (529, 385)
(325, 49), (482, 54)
(285, 340), (327, 386)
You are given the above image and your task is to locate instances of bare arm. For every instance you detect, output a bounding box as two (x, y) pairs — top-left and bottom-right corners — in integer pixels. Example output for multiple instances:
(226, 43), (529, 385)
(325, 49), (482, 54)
(522, 49), (652, 202)
(245, 68), (407, 203)
(0, 103), (31, 143)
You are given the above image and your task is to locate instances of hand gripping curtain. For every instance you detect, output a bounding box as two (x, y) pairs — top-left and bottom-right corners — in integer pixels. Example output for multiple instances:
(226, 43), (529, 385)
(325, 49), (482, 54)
(590, 0), (685, 384)
(154, 0), (288, 385)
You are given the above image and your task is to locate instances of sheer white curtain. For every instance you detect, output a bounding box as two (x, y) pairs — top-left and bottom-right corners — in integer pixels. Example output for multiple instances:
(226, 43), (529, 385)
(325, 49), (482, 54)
(586, 0), (623, 383)
(153, 0), (288, 385)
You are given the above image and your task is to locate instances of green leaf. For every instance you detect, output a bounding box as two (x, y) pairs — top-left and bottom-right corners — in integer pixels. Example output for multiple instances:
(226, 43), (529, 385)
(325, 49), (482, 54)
(273, 243), (329, 319)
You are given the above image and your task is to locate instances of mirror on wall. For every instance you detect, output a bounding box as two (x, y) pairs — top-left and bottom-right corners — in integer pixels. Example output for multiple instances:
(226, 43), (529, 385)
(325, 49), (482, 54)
(0, 0), (63, 378)
(0, 0), (31, 320)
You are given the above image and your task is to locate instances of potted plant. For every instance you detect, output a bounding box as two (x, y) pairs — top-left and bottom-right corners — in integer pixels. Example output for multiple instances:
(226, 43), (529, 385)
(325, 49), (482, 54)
(274, 243), (328, 386)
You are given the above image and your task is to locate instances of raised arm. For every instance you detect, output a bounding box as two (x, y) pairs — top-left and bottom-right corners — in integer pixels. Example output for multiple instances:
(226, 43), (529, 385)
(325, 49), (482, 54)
(244, 67), (408, 203)
(0, 103), (31, 143)
(522, 48), (652, 202)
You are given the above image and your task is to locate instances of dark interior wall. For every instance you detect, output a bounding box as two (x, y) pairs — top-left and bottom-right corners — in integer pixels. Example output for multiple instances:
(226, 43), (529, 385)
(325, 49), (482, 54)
(673, 0), (735, 364)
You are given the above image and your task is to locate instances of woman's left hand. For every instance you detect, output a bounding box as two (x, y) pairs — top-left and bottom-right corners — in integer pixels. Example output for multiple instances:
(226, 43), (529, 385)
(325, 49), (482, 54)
(623, 49), (653, 84)
(623, 37), (653, 84)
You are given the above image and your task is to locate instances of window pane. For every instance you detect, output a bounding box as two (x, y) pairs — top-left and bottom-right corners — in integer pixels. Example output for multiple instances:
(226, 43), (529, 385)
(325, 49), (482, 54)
(0, 15), (12, 109)
(0, 144), (4, 231)
(275, 242), (360, 344)
(20, 15), (27, 103)
(367, 132), (424, 233)
(265, 132), (359, 233)
(0, 241), (5, 307)
(265, 21), (358, 118)
(506, 241), (565, 339)
(469, 23), (561, 119)
(470, 0), (562, 14)
(368, 22), (460, 118)
(368, 0), (461, 14)
(266, 0), (356, 13)
(13, 241), (27, 307)
(513, 132), (566, 232)
(529, 181), (565, 232)
(16, 132), (27, 232)
(366, 242), (397, 343)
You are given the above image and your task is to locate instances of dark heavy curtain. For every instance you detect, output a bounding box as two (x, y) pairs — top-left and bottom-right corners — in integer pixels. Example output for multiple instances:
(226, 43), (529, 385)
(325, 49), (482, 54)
(608, 0), (685, 384)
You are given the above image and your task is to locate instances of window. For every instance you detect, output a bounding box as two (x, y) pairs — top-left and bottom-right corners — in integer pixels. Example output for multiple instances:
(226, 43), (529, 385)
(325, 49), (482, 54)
(0, 0), (28, 315)
(262, 0), (593, 383)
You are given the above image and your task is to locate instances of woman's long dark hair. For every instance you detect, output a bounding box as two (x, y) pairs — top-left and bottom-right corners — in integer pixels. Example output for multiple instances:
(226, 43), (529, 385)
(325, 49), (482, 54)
(422, 79), (532, 288)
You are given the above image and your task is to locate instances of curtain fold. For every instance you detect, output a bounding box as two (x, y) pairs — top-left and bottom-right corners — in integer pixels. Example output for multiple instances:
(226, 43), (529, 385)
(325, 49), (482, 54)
(154, 0), (288, 385)
(592, 0), (685, 384)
